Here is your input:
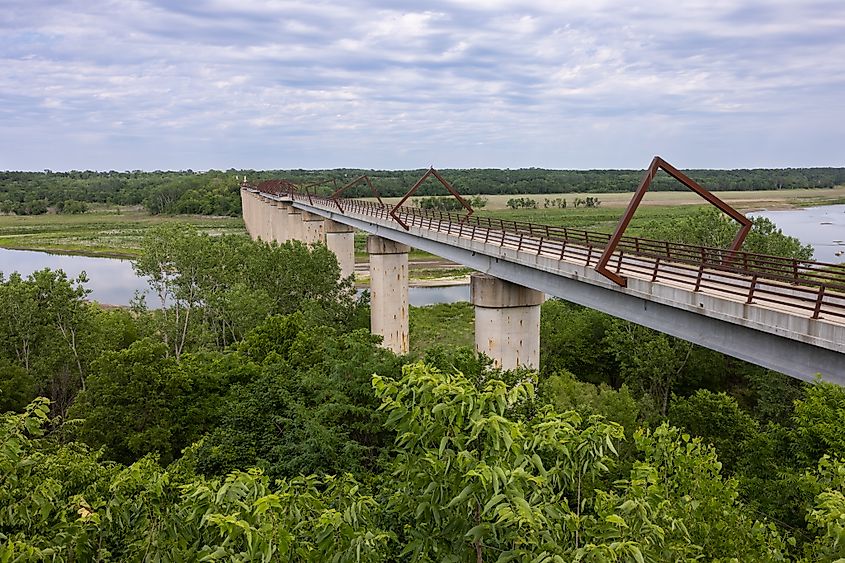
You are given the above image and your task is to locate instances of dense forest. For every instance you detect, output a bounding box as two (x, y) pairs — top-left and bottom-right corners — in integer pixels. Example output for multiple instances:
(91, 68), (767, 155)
(2, 213), (845, 560)
(1, 166), (844, 216)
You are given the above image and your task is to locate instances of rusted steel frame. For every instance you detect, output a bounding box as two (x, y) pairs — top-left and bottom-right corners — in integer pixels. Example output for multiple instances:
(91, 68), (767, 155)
(596, 156), (753, 287)
(300, 179), (337, 205)
(813, 285), (827, 319)
(329, 176), (384, 212)
(389, 168), (473, 230)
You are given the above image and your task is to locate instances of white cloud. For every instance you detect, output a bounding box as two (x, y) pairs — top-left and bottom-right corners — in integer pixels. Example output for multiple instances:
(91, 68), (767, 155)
(0, 0), (843, 170)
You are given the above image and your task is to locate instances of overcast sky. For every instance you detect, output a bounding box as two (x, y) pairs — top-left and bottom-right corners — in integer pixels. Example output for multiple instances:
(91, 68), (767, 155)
(1, 0), (844, 171)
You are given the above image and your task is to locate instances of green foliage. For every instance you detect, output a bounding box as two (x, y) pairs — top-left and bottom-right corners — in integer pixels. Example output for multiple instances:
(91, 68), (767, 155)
(793, 381), (845, 466)
(415, 195), (487, 211)
(70, 339), (235, 465)
(542, 370), (641, 437)
(2, 167), (843, 220)
(540, 299), (617, 384)
(640, 208), (814, 259)
(195, 316), (400, 480)
(603, 320), (694, 416)
(801, 456), (845, 561)
(0, 400), (391, 561)
(506, 196), (538, 209)
(669, 390), (759, 471)
(56, 200), (88, 214)
(134, 224), (357, 356)
(0, 269), (106, 416)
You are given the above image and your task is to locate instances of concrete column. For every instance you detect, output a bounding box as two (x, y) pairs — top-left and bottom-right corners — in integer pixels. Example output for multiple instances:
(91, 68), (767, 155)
(301, 211), (325, 245)
(253, 195), (265, 241)
(325, 220), (355, 279)
(287, 206), (304, 242)
(271, 201), (290, 243)
(368, 235), (409, 354)
(262, 196), (275, 242)
(240, 189), (252, 238)
(471, 273), (542, 370)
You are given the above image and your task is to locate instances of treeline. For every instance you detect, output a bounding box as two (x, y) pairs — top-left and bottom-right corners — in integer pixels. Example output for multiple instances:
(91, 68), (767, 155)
(2, 166), (844, 216)
(2, 216), (845, 560)
(0, 170), (242, 216)
(256, 167), (845, 197)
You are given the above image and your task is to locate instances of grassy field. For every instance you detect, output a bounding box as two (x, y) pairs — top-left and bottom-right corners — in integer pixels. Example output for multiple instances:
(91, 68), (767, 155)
(409, 302), (474, 356)
(0, 206), (244, 258)
(376, 185), (845, 211)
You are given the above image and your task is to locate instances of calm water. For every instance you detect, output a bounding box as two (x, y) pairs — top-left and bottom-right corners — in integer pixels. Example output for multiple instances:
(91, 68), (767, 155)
(0, 204), (840, 305)
(0, 248), (470, 307)
(0, 248), (152, 306)
(751, 204), (845, 263)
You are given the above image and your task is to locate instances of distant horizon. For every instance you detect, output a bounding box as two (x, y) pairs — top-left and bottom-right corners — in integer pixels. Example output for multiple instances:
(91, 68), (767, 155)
(4, 164), (845, 175)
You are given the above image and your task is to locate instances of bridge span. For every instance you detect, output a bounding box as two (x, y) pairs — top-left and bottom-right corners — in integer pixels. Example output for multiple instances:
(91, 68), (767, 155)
(240, 186), (845, 385)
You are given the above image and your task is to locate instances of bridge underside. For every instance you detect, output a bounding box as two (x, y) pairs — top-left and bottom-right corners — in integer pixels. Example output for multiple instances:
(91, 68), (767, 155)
(290, 199), (845, 385)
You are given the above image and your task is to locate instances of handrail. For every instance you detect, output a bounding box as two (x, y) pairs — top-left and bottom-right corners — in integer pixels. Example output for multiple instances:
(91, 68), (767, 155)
(248, 188), (845, 323)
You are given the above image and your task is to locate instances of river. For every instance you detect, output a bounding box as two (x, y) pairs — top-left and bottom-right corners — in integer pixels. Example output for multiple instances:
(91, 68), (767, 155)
(0, 203), (840, 306)
(0, 247), (470, 307)
(751, 204), (845, 263)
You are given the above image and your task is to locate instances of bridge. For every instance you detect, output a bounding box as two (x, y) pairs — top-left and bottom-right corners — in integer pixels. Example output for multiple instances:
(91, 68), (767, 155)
(239, 173), (845, 385)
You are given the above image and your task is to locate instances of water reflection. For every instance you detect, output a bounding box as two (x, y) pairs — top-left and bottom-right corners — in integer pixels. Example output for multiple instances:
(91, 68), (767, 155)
(0, 248), (151, 306)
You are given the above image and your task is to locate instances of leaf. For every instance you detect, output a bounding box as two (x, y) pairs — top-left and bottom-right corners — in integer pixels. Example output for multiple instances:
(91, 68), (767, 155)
(483, 493), (506, 515)
(605, 514), (627, 527)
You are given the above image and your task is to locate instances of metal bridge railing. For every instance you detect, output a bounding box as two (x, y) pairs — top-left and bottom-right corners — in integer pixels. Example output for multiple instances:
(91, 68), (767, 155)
(257, 188), (845, 324)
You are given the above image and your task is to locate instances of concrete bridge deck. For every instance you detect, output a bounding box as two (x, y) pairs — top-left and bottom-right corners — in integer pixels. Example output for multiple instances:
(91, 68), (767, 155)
(243, 188), (845, 384)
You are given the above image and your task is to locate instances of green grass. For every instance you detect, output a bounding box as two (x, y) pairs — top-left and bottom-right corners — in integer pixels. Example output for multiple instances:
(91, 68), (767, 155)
(478, 204), (706, 235)
(409, 302), (474, 356)
(0, 208), (245, 258)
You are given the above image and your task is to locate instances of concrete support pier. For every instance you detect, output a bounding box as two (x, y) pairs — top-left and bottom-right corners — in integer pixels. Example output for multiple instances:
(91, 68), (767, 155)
(471, 273), (543, 370)
(302, 211), (325, 245)
(271, 201), (289, 243)
(367, 235), (410, 354)
(325, 220), (355, 279)
(259, 196), (274, 241)
(286, 206), (304, 242)
(240, 189), (253, 239)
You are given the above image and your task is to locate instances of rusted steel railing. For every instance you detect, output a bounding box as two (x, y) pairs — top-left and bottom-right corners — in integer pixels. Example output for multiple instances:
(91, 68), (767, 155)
(251, 187), (845, 323)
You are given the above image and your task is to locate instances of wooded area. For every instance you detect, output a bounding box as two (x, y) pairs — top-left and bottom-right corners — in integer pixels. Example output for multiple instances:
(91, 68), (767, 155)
(2, 214), (845, 561)
(1, 166), (844, 216)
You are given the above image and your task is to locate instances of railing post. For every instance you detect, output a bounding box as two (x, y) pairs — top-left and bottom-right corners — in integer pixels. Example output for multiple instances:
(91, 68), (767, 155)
(694, 263), (704, 292)
(651, 257), (661, 282)
(812, 285), (826, 319)
(746, 276), (758, 304)
(586, 246), (593, 266)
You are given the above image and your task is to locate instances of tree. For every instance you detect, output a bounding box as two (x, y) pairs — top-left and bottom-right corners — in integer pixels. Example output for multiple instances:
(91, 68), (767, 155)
(603, 319), (694, 416)
(195, 316), (400, 480)
(641, 208), (813, 260)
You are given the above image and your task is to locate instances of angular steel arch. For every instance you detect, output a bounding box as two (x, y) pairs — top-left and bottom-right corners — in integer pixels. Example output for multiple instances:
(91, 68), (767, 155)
(596, 156), (752, 287)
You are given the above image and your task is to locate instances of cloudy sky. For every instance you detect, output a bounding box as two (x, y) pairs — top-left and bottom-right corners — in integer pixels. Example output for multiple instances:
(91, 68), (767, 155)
(1, 0), (844, 171)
